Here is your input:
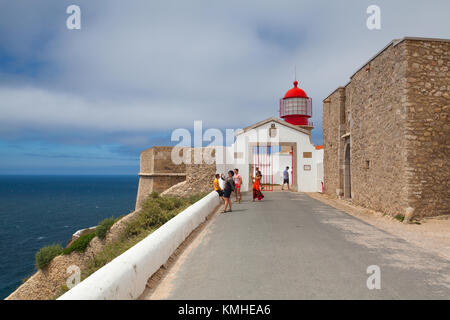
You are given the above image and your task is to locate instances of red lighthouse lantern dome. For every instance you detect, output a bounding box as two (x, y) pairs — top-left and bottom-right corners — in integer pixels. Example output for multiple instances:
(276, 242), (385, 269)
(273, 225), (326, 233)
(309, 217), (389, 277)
(283, 81), (308, 99)
(279, 80), (313, 127)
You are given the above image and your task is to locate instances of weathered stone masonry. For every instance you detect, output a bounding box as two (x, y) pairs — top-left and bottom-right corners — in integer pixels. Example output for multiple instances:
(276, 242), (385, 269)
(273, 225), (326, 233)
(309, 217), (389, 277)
(323, 37), (449, 218)
(135, 147), (186, 210)
(404, 39), (450, 217)
(135, 147), (217, 210)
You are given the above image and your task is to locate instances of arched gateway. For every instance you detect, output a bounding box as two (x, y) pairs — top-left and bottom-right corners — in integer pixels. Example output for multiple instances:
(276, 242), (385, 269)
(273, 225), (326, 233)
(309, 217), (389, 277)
(344, 142), (351, 199)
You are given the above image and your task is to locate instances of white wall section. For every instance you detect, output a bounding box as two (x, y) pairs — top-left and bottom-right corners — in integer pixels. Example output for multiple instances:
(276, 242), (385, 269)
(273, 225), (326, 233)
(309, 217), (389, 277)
(58, 191), (220, 300)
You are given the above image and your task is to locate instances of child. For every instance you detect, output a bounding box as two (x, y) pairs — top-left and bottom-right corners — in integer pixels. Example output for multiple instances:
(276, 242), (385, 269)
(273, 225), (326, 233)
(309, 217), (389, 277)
(213, 174), (224, 202)
(234, 168), (242, 203)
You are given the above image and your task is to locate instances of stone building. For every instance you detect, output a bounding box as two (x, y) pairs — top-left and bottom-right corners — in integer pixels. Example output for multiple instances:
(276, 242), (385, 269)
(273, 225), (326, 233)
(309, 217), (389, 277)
(322, 37), (449, 218)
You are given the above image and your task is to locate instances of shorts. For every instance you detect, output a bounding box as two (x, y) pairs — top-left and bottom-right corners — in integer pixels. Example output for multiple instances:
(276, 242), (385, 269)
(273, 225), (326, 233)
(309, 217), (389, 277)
(216, 190), (224, 197)
(223, 189), (232, 198)
(235, 184), (241, 189)
(283, 178), (289, 184)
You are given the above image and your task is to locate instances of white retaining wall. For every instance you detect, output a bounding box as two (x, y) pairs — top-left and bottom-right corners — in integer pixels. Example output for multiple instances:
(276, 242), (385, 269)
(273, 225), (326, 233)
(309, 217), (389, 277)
(58, 191), (221, 300)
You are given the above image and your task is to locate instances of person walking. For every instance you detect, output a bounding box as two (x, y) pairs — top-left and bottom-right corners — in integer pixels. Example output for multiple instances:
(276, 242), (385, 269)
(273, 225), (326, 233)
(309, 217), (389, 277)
(252, 167), (263, 190)
(282, 166), (290, 191)
(233, 168), (242, 203)
(252, 173), (264, 201)
(214, 174), (224, 202)
(222, 170), (235, 213)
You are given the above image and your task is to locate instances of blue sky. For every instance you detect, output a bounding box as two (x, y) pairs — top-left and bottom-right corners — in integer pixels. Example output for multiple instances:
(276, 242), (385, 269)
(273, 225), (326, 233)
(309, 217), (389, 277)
(0, 0), (449, 174)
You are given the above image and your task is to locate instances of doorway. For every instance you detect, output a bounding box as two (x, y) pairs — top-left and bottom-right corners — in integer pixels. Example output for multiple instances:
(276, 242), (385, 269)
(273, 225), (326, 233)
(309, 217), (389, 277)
(248, 142), (297, 192)
(344, 142), (351, 199)
(252, 145), (274, 191)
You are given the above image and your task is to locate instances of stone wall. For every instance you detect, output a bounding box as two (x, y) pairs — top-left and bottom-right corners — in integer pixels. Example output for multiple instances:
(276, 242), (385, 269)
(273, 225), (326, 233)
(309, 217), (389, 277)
(322, 37), (449, 218)
(346, 39), (409, 216)
(136, 147), (218, 206)
(403, 39), (450, 217)
(135, 147), (186, 210)
(162, 148), (217, 197)
(322, 88), (344, 196)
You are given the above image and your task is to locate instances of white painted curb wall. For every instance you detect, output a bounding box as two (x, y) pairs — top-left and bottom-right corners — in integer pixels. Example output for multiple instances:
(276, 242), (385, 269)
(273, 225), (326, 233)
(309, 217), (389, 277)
(58, 191), (220, 300)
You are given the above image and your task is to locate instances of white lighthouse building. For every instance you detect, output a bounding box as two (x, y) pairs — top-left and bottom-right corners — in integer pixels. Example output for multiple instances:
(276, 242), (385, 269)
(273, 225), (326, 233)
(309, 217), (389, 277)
(218, 80), (324, 193)
(134, 79), (325, 208)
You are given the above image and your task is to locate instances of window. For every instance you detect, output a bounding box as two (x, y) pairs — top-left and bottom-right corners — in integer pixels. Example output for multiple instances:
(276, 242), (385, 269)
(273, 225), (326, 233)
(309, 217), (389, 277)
(279, 98), (312, 117)
(269, 124), (277, 138)
(365, 160), (370, 169)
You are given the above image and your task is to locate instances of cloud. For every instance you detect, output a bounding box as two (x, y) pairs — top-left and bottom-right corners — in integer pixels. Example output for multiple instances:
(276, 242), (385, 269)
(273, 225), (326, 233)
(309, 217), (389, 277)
(1, 0), (449, 156)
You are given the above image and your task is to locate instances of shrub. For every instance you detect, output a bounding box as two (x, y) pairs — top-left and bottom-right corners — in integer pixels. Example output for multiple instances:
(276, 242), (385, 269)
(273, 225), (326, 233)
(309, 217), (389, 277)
(149, 191), (159, 199)
(171, 197), (185, 209)
(62, 233), (96, 255)
(142, 201), (166, 225)
(96, 217), (116, 240)
(155, 197), (177, 211)
(188, 193), (207, 204)
(125, 202), (166, 238)
(123, 195), (192, 239)
(36, 244), (63, 269)
(394, 214), (405, 222)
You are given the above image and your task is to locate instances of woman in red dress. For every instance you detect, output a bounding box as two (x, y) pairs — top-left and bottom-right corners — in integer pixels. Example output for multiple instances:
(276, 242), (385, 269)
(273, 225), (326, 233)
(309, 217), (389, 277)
(252, 173), (264, 201)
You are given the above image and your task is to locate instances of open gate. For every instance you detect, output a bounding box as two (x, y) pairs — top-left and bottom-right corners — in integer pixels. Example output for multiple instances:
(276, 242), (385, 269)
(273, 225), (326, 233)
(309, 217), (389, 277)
(252, 145), (274, 191)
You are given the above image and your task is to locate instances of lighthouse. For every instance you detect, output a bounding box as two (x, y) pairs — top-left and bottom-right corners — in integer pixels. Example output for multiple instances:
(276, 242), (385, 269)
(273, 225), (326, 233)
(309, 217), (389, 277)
(279, 80), (313, 130)
(137, 76), (324, 201)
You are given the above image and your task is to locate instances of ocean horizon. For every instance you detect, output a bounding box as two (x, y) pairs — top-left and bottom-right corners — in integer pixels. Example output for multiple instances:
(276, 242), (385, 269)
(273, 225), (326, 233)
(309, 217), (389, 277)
(0, 175), (139, 299)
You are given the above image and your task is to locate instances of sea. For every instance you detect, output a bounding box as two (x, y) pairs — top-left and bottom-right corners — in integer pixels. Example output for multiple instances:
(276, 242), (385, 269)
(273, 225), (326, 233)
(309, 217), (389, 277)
(0, 175), (139, 299)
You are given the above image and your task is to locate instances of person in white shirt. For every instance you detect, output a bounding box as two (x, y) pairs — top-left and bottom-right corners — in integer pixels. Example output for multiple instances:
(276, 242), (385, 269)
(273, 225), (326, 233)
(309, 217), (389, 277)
(219, 173), (226, 190)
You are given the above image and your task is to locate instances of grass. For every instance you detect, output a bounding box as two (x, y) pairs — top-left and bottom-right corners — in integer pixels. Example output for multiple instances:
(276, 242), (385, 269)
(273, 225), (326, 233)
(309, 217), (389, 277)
(394, 214), (405, 222)
(62, 233), (96, 255)
(35, 244), (63, 270)
(96, 217), (116, 240)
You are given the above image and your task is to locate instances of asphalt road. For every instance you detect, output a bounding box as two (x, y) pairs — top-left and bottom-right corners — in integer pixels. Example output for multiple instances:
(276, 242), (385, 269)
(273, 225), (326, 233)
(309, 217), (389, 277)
(146, 192), (450, 299)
